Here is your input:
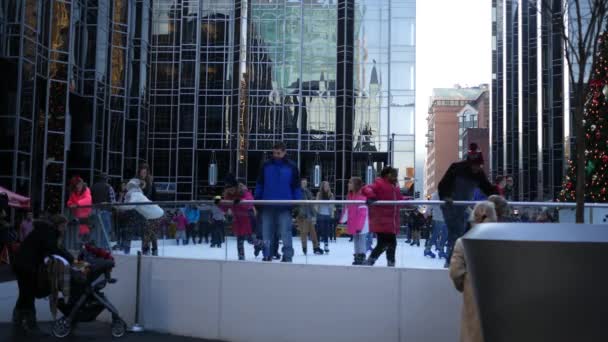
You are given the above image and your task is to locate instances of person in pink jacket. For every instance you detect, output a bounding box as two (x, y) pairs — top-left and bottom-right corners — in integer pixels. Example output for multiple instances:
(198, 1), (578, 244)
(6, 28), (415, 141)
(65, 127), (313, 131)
(173, 210), (188, 245)
(361, 166), (406, 267)
(222, 174), (263, 260)
(67, 176), (93, 238)
(340, 177), (368, 265)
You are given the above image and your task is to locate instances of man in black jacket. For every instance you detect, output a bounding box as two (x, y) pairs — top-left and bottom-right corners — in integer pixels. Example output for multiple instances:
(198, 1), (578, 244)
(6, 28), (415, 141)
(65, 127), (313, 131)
(90, 173), (115, 248)
(12, 215), (73, 332)
(438, 143), (497, 268)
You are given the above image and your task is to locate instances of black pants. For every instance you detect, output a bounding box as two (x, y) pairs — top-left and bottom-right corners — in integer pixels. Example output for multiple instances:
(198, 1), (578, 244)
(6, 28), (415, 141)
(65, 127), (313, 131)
(370, 233), (397, 263)
(186, 223), (199, 244)
(211, 220), (224, 246)
(14, 267), (37, 314)
(198, 222), (209, 243)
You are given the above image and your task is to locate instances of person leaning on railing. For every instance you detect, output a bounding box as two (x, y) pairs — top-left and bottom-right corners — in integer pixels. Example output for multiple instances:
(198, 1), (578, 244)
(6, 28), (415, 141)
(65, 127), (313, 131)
(438, 143), (497, 268)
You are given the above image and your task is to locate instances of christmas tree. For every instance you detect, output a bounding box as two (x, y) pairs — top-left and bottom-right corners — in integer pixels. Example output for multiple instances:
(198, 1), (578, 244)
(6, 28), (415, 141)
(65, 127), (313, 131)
(559, 30), (608, 202)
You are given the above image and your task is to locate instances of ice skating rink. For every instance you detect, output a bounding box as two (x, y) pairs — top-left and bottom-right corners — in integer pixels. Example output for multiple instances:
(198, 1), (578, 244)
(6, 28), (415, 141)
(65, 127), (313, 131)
(127, 236), (446, 269)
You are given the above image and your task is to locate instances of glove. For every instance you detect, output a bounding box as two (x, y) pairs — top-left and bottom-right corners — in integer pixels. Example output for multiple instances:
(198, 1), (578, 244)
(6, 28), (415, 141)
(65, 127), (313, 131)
(366, 198), (377, 206)
(233, 199), (241, 205)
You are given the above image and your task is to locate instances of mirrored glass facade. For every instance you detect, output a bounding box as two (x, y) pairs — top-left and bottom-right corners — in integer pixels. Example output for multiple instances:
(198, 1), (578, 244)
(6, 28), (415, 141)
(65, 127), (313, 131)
(1, 0), (415, 210)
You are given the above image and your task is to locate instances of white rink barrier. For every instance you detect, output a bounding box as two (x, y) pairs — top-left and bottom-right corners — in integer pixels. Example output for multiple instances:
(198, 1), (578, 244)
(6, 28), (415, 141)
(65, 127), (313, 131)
(1, 255), (462, 342)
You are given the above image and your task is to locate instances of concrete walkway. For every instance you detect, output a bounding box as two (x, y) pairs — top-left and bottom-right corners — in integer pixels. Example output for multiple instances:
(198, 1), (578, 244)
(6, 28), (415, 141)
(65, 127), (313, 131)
(0, 322), (225, 342)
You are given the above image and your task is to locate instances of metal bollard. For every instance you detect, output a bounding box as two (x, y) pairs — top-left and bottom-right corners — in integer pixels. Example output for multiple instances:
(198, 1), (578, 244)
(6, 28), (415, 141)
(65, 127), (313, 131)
(129, 251), (144, 332)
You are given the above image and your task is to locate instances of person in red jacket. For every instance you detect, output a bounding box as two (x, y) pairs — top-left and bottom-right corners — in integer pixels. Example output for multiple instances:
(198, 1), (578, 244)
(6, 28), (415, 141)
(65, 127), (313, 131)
(362, 166), (406, 267)
(67, 176), (93, 240)
(222, 174), (263, 260)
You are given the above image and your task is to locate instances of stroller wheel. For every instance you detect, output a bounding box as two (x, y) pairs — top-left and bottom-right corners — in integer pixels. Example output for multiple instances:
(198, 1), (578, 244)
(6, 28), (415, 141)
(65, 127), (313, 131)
(111, 319), (127, 338)
(52, 318), (71, 338)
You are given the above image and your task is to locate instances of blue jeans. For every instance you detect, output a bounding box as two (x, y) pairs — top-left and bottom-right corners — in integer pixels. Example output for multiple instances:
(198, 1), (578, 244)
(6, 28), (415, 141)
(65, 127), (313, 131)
(366, 233), (374, 252)
(317, 214), (332, 244)
(261, 208), (293, 259)
(441, 204), (467, 264)
(93, 209), (112, 249)
(425, 220), (448, 251)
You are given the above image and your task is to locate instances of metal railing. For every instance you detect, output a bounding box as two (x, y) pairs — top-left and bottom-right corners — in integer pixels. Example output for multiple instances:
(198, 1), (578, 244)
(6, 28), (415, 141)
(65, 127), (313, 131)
(61, 199), (608, 269)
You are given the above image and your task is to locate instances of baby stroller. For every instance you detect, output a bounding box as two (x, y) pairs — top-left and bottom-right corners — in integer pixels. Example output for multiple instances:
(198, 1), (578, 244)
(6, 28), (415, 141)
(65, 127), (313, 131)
(51, 244), (127, 338)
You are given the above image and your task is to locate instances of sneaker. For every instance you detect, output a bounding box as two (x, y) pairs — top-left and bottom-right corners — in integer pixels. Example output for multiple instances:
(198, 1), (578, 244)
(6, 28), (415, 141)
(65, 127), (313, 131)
(405, 239), (412, 244)
(273, 254), (281, 260)
(238, 255), (245, 261)
(281, 256), (293, 263)
(313, 247), (324, 255)
(324, 243), (330, 253)
(424, 250), (436, 259)
(263, 257), (272, 262)
(387, 261), (395, 267)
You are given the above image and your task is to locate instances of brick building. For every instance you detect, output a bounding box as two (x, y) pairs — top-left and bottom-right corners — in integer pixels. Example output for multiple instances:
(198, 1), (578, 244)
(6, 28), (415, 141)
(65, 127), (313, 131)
(425, 85), (489, 197)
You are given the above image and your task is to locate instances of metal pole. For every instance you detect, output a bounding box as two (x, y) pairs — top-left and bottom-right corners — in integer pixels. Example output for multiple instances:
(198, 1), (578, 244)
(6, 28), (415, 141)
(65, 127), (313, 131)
(130, 251), (144, 332)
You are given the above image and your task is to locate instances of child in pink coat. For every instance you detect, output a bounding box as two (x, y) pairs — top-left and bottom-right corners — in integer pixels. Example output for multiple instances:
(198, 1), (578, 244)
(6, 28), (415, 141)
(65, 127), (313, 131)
(173, 210), (188, 245)
(340, 177), (369, 265)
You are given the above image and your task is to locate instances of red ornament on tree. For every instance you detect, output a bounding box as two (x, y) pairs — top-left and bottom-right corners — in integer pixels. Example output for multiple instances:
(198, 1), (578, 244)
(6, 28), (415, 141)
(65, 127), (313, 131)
(603, 155), (608, 164)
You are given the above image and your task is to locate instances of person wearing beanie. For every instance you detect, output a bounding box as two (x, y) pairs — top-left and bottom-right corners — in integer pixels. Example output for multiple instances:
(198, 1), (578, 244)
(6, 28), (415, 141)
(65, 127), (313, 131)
(437, 143), (497, 268)
(66, 176), (93, 241)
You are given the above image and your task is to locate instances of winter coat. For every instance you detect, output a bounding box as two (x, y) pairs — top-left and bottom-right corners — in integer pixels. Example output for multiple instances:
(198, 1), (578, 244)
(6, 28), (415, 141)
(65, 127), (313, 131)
(297, 188), (316, 219)
(67, 188), (92, 220)
(184, 207), (200, 224)
(362, 177), (406, 234)
(438, 161), (497, 201)
(340, 192), (368, 235)
(67, 188), (92, 235)
(173, 215), (188, 231)
(316, 192), (335, 216)
(13, 220), (74, 272)
(254, 158), (302, 202)
(222, 189), (255, 236)
(120, 179), (164, 220)
(90, 180), (115, 204)
(450, 238), (483, 342)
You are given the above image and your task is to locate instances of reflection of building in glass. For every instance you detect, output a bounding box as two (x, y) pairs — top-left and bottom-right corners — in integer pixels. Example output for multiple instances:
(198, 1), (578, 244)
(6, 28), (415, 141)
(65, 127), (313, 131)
(491, 1), (587, 201)
(0, 0), (151, 213)
(1, 0), (416, 207)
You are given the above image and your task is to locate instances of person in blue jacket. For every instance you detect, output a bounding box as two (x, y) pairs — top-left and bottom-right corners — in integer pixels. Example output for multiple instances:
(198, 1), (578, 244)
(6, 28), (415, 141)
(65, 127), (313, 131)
(255, 142), (302, 262)
(183, 205), (201, 245)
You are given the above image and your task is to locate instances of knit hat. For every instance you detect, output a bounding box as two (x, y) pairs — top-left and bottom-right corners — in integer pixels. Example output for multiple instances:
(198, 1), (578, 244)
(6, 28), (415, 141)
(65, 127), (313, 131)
(224, 174), (238, 188)
(70, 175), (84, 187)
(466, 143), (484, 165)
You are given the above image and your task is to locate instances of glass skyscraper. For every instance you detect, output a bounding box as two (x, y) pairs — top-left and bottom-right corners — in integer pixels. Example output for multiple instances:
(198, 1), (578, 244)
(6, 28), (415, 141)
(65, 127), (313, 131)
(1, 0), (415, 211)
(491, 0), (587, 201)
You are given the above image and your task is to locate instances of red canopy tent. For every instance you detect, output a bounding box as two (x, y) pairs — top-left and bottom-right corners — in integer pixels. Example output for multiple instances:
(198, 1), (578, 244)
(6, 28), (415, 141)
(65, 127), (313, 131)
(0, 186), (31, 209)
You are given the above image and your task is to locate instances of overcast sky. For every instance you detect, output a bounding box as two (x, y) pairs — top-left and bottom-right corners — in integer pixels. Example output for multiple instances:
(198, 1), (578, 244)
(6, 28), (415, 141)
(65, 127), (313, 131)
(414, 0), (492, 183)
